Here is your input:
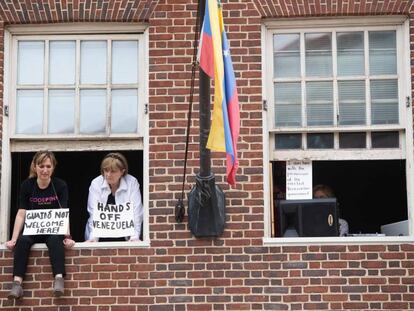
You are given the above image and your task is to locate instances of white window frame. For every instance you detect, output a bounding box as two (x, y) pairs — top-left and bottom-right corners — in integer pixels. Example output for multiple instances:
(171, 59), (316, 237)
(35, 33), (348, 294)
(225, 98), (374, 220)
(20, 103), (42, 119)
(0, 23), (150, 248)
(262, 16), (414, 245)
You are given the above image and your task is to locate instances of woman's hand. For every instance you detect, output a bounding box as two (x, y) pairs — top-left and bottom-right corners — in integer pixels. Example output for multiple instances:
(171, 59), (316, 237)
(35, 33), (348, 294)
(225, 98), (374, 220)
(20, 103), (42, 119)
(5, 239), (17, 250)
(63, 238), (75, 249)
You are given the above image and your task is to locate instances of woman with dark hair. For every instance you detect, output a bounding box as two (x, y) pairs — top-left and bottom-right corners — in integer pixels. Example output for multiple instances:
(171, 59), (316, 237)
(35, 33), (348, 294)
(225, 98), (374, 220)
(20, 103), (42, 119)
(6, 151), (75, 299)
(85, 152), (143, 242)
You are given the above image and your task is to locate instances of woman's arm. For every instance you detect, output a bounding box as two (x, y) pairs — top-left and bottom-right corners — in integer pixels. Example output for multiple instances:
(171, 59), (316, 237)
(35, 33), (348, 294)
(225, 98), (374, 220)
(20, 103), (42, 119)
(5, 209), (26, 250)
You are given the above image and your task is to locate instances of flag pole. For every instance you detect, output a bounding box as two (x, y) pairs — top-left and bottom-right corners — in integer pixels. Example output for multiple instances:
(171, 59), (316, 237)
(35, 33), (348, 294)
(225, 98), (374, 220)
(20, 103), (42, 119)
(188, 0), (225, 237)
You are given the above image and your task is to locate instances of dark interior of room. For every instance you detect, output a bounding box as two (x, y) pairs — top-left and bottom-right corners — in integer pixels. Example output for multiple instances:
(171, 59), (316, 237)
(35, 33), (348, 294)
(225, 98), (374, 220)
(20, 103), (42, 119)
(273, 159), (407, 236)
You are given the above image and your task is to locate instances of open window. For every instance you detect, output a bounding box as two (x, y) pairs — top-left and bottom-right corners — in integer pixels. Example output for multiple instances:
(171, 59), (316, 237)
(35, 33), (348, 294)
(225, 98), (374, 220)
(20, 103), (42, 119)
(264, 17), (413, 241)
(0, 24), (149, 245)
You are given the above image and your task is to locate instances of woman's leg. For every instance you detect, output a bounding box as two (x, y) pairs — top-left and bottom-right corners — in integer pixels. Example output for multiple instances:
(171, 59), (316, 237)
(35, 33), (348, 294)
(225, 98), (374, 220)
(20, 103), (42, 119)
(45, 235), (65, 277)
(13, 235), (35, 279)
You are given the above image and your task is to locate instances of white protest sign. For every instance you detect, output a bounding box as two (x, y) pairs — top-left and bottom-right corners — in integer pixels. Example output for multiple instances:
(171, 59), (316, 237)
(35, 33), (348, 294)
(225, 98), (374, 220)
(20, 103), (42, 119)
(23, 208), (69, 235)
(286, 160), (312, 200)
(92, 202), (135, 238)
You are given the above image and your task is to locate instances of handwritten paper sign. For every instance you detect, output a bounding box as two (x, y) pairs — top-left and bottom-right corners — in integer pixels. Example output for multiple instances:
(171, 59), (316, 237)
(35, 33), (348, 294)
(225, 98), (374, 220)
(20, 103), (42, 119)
(23, 208), (69, 235)
(286, 160), (312, 200)
(92, 202), (135, 238)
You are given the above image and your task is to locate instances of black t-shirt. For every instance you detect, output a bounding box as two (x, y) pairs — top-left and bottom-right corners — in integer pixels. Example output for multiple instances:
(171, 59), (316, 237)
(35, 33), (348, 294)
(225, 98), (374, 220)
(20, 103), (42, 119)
(19, 177), (68, 210)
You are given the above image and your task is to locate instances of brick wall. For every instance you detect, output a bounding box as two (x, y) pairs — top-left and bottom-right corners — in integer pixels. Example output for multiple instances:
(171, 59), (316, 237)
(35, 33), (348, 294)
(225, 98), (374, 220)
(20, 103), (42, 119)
(1, 1), (414, 310)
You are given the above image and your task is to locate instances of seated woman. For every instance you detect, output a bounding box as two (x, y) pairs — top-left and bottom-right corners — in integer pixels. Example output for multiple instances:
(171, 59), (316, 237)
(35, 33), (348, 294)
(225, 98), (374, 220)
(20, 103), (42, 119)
(313, 184), (349, 237)
(85, 152), (143, 242)
(6, 151), (75, 299)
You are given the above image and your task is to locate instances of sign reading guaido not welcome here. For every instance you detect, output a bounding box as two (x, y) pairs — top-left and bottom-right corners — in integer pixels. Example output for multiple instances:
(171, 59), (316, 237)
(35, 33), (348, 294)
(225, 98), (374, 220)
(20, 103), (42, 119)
(23, 208), (69, 235)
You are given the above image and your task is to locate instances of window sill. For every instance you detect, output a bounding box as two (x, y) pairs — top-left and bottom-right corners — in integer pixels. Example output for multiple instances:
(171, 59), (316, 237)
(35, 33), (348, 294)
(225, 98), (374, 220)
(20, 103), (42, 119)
(263, 236), (414, 246)
(0, 240), (150, 251)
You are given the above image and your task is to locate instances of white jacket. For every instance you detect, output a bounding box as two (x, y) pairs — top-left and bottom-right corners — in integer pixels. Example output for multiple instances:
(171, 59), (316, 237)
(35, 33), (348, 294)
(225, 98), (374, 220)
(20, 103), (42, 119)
(85, 174), (143, 241)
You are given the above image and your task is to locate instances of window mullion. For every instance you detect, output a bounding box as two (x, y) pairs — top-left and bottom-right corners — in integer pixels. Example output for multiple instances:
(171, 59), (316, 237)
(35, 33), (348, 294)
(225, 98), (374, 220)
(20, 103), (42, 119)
(107, 39), (112, 136)
(300, 32), (306, 130)
(365, 30), (371, 126)
(75, 39), (80, 135)
(364, 30), (372, 149)
(43, 39), (49, 135)
(332, 31), (339, 150)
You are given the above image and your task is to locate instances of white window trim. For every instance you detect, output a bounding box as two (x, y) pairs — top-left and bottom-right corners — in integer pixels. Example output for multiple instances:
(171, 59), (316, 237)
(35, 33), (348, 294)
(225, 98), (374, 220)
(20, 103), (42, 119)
(262, 16), (414, 245)
(0, 23), (150, 248)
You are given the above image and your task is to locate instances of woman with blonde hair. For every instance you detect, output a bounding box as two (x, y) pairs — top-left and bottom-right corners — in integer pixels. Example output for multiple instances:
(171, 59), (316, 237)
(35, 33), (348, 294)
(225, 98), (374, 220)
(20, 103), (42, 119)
(6, 151), (74, 299)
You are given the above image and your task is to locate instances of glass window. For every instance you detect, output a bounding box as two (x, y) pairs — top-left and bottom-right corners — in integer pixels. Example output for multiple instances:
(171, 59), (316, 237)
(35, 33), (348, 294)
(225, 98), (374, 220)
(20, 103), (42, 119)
(112, 41), (139, 84)
(337, 32), (364, 76)
(268, 22), (408, 241)
(274, 82), (301, 127)
(49, 41), (76, 85)
(111, 89), (138, 133)
(81, 40), (107, 84)
(14, 37), (142, 137)
(369, 31), (397, 75)
(306, 81), (333, 126)
(339, 133), (366, 148)
(275, 134), (302, 149)
(305, 33), (332, 77)
(371, 79), (399, 125)
(338, 80), (366, 125)
(48, 90), (75, 134)
(307, 133), (334, 149)
(80, 89), (106, 134)
(16, 90), (43, 134)
(372, 131), (399, 148)
(273, 34), (300, 78)
(18, 41), (44, 85)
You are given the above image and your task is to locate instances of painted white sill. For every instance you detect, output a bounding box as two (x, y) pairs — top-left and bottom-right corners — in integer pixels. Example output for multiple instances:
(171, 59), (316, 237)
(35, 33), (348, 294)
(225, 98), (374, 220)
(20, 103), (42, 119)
(0, 240), (150, 251)
(263, 236), (414, 246)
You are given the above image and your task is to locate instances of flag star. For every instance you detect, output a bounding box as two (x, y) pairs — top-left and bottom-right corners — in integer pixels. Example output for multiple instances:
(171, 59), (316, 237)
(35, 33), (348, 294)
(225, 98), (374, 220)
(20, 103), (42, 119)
(223, 49), (230, 57)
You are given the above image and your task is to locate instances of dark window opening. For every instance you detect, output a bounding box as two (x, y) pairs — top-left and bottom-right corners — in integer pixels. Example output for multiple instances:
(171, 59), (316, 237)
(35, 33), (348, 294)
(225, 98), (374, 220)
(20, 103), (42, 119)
(272, 160), (407, 237)
(10, 150), (144, 242)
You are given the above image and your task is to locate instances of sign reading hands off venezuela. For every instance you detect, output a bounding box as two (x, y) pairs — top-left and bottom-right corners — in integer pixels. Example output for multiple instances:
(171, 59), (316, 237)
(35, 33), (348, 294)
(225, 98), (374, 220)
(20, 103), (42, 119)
(92, 202), (135, 238)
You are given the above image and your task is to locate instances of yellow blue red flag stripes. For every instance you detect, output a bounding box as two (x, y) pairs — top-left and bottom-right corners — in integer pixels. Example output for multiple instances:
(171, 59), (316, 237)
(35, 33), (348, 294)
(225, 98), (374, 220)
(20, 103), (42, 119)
(198, 0), (240, 186)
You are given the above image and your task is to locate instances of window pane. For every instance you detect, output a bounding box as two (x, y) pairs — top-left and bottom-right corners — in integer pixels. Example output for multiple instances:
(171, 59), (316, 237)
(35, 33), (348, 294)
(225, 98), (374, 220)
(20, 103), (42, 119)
(111, 89), (138, 133)
(307, 133), (333, 149)
(274, 82), (301, 126)
(339, 132), (366, 148)
(372, 131), (399, 148)
(275, 134), (302, 149)
(305, 33), (332, 77)
(17, 41), (44, 85)
(112, 41), (139, 84)
(81, 41), (107, 84)
(48, 90), (75, 134)
(369, 31), (397, 75)
(371, 79), (398, 125)
(49, 41), (76, 85)
(306, 81), (333, 126)
(273, 34), (300, 78)
(16, 90), (43, 134)
(338, 80), (366, 125)
(337, 32), (364, 76)
(80, 89), (106, 134)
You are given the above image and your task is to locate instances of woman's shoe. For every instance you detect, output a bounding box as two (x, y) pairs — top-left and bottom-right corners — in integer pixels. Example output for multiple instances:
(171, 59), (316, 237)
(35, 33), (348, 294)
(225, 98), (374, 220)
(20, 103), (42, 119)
(7, 281), (23, 300)
(53, 276), (64, 297)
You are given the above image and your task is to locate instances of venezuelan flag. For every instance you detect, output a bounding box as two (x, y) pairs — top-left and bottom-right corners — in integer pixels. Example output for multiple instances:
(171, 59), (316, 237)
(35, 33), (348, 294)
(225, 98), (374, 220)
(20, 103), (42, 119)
(198, 0), (240, 186)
